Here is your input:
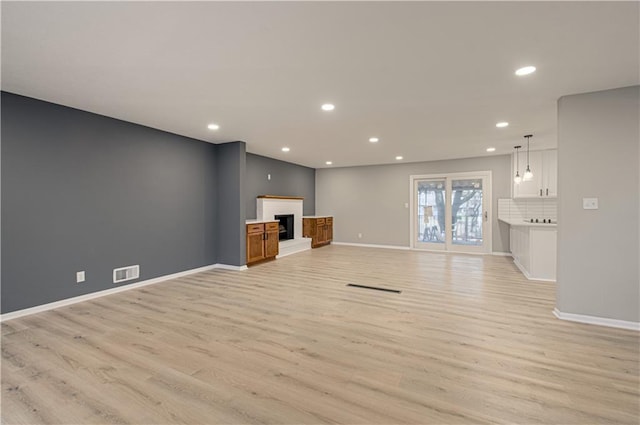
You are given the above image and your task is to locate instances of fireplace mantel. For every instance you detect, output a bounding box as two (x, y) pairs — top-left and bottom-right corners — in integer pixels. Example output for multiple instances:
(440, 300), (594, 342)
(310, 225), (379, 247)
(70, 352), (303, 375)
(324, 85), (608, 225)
(257, 195), (304, 200)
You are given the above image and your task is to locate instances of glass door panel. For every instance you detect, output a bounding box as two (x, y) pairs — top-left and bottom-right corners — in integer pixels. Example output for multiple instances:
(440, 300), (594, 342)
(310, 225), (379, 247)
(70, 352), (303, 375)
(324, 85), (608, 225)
(415, 179), (446, 250)
(411, 172), (491, 253)
(450, 178), (485, 252)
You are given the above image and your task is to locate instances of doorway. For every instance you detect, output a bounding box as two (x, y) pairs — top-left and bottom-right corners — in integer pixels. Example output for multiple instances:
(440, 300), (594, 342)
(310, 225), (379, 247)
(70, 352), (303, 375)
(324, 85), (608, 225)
(410, 171), (492, 253)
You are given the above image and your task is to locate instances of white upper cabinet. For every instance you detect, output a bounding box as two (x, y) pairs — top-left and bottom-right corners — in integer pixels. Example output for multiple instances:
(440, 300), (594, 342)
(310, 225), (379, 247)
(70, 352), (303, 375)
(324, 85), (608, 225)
(542, 149), (557, 197)
(514, 150), (543, 198)
(513, 149), (557, 198)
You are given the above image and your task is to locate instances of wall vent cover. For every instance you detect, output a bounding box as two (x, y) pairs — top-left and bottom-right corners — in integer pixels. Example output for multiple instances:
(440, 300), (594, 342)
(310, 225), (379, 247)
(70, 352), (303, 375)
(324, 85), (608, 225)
(113, 265), (140, 284)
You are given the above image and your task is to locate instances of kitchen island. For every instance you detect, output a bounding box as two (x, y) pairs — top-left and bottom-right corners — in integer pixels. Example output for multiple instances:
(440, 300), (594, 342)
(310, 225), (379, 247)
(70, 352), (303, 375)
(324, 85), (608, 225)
(500, 218), (557, 281)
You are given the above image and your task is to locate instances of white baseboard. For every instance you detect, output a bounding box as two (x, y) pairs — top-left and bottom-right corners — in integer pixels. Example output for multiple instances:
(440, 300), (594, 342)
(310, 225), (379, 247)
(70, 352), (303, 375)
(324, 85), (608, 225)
(0, 263), (245, 322)
(553, 308), (640, 331)
(332, 242), (410, 250)
(213, 263), (248, 271)
(492, 251), (512, 257)
(512, 259), (556, 282)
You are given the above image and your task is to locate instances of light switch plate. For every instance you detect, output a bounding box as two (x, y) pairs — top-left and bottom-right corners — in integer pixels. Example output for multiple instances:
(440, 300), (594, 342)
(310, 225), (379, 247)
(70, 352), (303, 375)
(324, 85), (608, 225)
(76, 271), (85, 283)
(583, 198), (598, 210)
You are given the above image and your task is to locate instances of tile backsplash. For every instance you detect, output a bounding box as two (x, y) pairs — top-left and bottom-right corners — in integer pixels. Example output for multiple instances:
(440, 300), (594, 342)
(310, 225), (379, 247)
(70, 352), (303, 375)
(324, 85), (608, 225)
(498, 198), (557, 221)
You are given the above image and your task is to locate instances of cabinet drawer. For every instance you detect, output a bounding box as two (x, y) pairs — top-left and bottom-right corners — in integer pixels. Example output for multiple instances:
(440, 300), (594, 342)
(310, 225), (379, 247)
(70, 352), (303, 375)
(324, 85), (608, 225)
(326, 217), (333, 224)
(316, 218), (325, 225)
(247, 223), (264, 234)
(265, 222), (279, 231)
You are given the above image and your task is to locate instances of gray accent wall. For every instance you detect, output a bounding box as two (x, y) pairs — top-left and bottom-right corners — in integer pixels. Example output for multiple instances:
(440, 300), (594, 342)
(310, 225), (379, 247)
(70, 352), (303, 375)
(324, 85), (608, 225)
(216, 141), (247, 267)
(245, 153), (315, 219)
(315, 155), (511, 252)
(557, 86), (640, 323)
(1, 92), (233, 313)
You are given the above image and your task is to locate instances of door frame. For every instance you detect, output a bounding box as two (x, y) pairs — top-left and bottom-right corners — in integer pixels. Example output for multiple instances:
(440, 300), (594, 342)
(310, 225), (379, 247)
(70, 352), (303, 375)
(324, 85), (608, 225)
(409, 171), (492, 254)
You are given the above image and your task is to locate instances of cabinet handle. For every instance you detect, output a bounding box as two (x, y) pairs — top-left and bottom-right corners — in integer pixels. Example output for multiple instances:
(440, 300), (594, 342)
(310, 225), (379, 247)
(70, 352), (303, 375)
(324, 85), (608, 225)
(263, 233), (267, 240)
(546, 188), (549, 196)
(540, 189), (543, 196)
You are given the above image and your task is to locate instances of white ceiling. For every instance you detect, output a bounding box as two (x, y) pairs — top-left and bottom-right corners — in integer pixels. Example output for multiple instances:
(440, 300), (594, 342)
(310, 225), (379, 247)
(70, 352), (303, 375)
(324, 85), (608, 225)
(2, 1), (638, 168)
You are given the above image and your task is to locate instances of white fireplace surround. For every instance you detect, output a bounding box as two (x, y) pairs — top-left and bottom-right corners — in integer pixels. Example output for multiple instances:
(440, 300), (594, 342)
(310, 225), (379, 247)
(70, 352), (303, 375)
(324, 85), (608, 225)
(255, 196), (311, 258)
(257, 197), (304, 239)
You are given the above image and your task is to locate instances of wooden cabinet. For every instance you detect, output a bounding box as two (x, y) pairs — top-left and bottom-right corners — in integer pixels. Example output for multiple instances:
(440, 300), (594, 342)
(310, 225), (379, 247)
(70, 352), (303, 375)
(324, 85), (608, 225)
(303, 216), (333, 248)
(265, 223), (279, 258)
(246, 221), (279, 265)
(513, 149), (557, 198)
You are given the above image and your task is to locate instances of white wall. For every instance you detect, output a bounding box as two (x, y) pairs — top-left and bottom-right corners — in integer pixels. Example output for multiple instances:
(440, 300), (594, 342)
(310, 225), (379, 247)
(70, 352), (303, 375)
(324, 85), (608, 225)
(316, 155), (511, 252)
(557, 86), (639, 323)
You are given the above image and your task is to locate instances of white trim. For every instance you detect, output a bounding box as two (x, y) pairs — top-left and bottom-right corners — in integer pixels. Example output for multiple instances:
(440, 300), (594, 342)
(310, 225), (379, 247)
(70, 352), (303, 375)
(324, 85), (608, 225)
(553, 308), (640, 331)
(213, 263), (248, 271)
(513, 258), (556, 282)
(492, 251), (513, 256)
(332, 242), (410, 250)
(0, 263), (245, 322)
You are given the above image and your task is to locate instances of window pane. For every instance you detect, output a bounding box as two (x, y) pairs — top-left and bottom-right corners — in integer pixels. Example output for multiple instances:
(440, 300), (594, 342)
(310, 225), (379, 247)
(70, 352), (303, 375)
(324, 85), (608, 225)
(451, 179), (483, 246)
(417, 180), (445, 243)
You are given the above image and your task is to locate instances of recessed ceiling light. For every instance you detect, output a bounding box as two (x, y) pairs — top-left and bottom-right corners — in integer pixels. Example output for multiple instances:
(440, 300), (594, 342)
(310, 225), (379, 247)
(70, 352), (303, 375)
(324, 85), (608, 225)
(207, 123), (220, 130)
(515, 66), (536, 76)
(496, 121), (509, 128)
(395, 156), (403, 160)
(321, 103), (335, 111)
(369, 137), (379, 143)
(486, 147), (496, 152)
(325, 161), (333, 165)
(282, 147), (290, 152)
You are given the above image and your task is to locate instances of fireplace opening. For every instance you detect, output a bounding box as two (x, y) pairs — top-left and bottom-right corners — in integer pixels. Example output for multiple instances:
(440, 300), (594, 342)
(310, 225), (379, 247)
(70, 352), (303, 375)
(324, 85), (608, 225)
(275, 214), (294, 241)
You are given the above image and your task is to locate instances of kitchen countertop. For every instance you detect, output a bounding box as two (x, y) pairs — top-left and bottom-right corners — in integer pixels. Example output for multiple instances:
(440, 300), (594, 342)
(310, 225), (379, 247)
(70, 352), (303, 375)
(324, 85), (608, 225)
(246, 219), (279, 224)
(499, 218), (557, 228)
(302, 215), (333, 218)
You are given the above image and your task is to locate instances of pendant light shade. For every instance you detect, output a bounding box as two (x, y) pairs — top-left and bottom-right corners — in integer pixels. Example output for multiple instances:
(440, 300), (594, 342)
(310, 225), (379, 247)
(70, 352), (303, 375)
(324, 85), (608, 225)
(513, 145), (522, 184)
(523, 134), (533, 181)
(523, 167), (533, 181)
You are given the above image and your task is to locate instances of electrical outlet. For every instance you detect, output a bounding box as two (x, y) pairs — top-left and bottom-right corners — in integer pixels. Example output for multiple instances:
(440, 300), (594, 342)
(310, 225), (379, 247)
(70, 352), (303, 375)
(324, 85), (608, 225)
(583, 198), (598, 210)
(404, 203), (409, 208)
(267, 174), (271, 180)
(76, 271), (85, 283)
(358, 233), (363, 239)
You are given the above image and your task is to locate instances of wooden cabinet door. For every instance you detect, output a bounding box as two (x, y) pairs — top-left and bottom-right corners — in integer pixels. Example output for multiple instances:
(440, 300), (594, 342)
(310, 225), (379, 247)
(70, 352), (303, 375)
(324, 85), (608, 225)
(327, 222), (333, 242)
(304, 218), (314, 244)
(265, 222), (279, 258)
(246, 223), (265, 264)
(247, 232), (265, 263)
(316, 219), (326, 245)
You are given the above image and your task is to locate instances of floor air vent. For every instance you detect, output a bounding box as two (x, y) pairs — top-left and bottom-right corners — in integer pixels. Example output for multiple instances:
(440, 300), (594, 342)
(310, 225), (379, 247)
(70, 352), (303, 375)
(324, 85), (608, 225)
(113, 265), (140, 284)
(346, 283), (401, 294)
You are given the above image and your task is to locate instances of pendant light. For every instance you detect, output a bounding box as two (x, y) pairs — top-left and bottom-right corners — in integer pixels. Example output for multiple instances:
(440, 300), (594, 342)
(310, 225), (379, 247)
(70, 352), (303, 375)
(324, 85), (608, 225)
(523, 134), (533, 181)
(513, 145), (522, 184)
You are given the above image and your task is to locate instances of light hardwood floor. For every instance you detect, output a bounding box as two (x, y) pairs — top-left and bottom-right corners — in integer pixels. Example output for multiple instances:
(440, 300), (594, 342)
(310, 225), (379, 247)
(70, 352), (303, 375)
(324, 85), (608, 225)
(2, 245), (639, 424)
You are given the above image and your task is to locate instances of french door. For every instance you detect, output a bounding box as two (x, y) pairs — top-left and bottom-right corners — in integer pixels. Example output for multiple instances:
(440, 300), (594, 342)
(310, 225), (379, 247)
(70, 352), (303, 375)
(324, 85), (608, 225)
(410, 172), (491, 253)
